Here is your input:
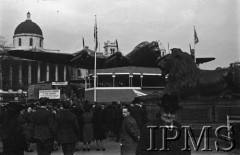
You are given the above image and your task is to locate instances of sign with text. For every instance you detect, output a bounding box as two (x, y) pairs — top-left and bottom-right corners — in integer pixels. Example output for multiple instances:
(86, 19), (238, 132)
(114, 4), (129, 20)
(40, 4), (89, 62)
(39, 89), (60, 99)
(52, 81), (68, 85)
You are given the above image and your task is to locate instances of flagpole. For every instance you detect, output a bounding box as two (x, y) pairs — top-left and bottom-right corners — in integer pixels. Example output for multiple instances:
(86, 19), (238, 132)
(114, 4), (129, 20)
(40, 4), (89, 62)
(194, 26), (196, 53)
(94, 15), (97, 102)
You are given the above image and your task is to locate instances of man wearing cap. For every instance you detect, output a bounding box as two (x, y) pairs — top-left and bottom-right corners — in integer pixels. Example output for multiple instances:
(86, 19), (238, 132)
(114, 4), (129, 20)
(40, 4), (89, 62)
(136, 94), (191, 155)
(130, 98), (148, 133)
(31, 98), (55, 155)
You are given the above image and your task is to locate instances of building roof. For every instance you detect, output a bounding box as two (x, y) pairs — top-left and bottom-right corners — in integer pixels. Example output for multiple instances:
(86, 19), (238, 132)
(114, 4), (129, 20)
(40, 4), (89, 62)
(14, 12), (42, 36)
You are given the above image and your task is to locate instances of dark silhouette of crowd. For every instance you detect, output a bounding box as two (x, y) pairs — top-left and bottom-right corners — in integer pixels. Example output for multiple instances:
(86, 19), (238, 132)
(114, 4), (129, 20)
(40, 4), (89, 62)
(0, 95), (149, 155)
(0, 93), (190, 155)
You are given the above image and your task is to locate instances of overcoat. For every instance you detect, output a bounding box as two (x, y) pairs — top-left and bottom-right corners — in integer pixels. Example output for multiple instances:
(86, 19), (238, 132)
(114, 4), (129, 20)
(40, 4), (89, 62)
(31, 107), (55, 140)
(82, 111), (94, 142)
(55, 109), (80, 144)
(121, 115), (140, 155)
(93, 107), (106, 140)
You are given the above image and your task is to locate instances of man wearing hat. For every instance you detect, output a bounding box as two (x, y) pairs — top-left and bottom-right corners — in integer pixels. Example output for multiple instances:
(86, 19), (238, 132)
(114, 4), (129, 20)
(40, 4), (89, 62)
(136, 94), (191, 155)
(1, 101), (27, 155)
(130, 98), (148, 133)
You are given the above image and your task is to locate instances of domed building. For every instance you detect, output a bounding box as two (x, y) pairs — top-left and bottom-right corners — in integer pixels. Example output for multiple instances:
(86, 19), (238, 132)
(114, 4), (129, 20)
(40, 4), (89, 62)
(13, 12), (44, 50)
(0, 12), (86, 101)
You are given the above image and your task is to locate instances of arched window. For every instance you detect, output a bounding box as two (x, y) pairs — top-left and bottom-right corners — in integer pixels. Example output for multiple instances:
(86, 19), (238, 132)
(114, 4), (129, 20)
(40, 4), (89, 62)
(30, 38), (33, 46)
(18, 38), (21, 46)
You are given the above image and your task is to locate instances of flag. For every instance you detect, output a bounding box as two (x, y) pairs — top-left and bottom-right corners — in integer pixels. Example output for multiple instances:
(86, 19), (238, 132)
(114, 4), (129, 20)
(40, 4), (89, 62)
(116, 39), (118, 51)
(168, 42), (170, 52)
(194, 27), (199, 44)
(94, 16), (98, 51)
(82, 37), (85, 48)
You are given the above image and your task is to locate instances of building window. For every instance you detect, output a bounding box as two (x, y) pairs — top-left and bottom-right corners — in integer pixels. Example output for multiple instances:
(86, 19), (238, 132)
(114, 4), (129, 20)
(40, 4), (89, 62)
(40, 39), (42, 47)
(19, 38), (21, 46)
(110, 48), (115, 54)
(30, 38), (33, 46)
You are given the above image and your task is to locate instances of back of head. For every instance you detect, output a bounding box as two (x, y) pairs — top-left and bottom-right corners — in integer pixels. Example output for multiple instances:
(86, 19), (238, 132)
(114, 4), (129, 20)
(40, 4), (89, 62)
(39, 97), (49, 106)
(62, 100), (71, 109)
(159, 94), (182, 114)
(132, 97), (140, 105)
(7, 101), (25, 116)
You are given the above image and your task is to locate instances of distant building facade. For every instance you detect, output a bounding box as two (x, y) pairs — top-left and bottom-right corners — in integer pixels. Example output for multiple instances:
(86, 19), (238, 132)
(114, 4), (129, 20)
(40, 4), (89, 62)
(103, 40), (118, 56)
(0, 12), (87, 92)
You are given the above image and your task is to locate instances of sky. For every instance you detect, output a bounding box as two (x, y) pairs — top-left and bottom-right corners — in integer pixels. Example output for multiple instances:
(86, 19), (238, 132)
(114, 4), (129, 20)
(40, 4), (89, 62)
(0, 0), (239, 70)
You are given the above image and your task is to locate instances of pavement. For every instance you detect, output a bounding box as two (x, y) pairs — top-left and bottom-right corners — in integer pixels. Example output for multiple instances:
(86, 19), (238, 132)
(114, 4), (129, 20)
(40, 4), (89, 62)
(0, 137), (240, 154)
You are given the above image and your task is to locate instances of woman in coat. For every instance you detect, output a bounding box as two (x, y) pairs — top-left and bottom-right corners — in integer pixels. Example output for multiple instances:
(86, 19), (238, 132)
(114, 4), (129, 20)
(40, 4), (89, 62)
(82, 103), (94, 151)
(93, 104), (106, 151)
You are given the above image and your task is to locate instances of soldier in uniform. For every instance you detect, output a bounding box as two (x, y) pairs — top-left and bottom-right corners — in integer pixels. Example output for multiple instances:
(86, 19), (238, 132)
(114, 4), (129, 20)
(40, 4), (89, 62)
(55, 100), (80, 155)
(31, 98), (55, 155)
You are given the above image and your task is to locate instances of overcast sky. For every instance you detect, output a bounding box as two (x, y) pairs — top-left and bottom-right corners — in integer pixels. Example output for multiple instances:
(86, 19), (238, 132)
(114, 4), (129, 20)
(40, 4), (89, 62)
(0, 0), (239, 69)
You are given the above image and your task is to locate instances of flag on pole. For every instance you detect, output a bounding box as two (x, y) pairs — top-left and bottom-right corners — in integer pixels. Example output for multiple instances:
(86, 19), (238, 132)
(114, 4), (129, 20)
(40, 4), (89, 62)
(116, 39), (118, 52)
(194, 27), (199, 44)
(94, 15), (98, 51)
(93, 15), (98, 102)
(189, 44), (195, 55)
(82, 37), (85, 48)
(167, 42), (170, 53)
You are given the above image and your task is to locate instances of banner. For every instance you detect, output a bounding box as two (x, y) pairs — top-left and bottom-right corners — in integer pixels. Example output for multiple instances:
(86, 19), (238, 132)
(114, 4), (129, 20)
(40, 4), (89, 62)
(52, 81), (68, 85)
(39, 89), (60, 99)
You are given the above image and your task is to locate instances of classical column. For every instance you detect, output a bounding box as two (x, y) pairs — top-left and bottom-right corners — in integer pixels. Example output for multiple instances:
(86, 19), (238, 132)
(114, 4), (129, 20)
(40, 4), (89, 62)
(37, 62), (41, 83)
(18, 61), (22, 86)
(0, 62), (2, 89)
(46, 64), (49, 82)
(63, 65), (66, 81)
(28, 62), (32, 85)
(112, 75), (115, 87)
(0, 61), (3, 89)
(9, 63), (12, 88)
(85, 77), (87, 89)
(96, 75), (98, 87)
(55, 64), (58, 81)
(140, 75), (143, 87)
(129, 75), (133, 87)
(88, 77), (91, 88)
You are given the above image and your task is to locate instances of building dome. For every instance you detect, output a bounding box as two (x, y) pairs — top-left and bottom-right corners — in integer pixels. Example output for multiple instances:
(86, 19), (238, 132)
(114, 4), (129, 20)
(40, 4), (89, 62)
(14, 12), (42, 36)
(13, 12), (44, 49)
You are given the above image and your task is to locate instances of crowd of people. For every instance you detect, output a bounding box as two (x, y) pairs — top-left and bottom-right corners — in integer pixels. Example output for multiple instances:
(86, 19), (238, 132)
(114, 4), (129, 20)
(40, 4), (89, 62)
(0, 93), (191, 155)
(0, 94), (148, 155)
